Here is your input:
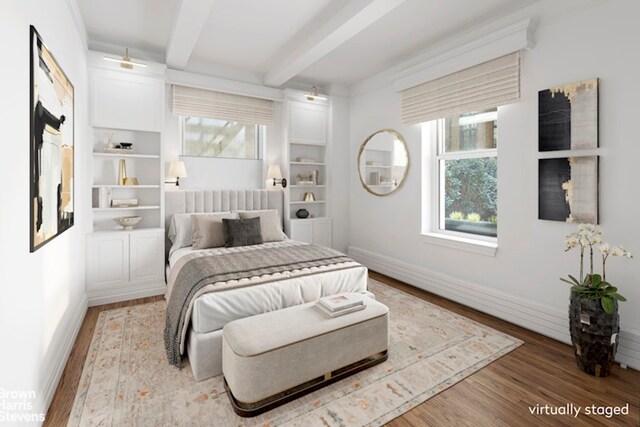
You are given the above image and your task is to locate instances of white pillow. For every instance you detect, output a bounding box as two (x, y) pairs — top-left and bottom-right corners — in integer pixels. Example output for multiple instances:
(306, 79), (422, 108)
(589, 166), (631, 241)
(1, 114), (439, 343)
(168, 212), (233, 255)
(235, 209), (287, 242)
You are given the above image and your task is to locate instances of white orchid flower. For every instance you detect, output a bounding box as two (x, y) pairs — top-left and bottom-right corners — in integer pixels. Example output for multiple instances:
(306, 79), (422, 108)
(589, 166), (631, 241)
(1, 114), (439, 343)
(610, 246), (624, 257)
(599, 243), (610, 255)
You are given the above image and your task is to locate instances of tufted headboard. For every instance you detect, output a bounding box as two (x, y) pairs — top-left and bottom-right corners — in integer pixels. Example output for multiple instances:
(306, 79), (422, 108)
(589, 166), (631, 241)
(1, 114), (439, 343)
(164, 189), (285, 260)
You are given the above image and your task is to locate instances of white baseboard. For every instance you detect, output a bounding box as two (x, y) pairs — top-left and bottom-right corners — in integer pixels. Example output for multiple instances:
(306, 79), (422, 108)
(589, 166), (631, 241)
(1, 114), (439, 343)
(87, 281), (166, 306)
(37, 293), (88, 418)
(348, 246), (640, 371)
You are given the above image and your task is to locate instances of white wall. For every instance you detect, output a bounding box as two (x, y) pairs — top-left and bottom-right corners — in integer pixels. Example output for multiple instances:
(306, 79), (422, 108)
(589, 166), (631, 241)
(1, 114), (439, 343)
(329, 95), (351, 253)
(348, 0), (640, 368)
(0, 0), (88, 419)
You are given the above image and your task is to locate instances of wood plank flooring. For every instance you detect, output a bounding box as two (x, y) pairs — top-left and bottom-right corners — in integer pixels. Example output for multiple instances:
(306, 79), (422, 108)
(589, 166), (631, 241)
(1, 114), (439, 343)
(45, 272), (639, 426)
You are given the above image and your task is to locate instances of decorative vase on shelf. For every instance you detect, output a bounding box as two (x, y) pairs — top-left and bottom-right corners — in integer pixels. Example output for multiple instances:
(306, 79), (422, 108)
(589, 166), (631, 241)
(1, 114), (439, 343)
(118, 159), (127, 185)
(296, 209), (309, 219)
(569, 292), (619, 377)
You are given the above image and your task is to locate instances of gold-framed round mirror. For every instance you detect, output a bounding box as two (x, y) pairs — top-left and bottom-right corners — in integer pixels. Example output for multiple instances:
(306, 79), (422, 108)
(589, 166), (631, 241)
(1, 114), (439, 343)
(357, 129), (409, 196)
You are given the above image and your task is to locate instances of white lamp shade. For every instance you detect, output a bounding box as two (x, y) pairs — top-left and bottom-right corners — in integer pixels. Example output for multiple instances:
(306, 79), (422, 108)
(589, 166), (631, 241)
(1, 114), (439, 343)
(168, 160), (187, 178)
(266, 164), (282, 180)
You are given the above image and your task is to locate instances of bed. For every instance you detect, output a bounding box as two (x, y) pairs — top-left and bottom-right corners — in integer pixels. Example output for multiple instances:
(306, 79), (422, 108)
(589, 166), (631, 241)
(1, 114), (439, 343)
(164, 189), (368, 381)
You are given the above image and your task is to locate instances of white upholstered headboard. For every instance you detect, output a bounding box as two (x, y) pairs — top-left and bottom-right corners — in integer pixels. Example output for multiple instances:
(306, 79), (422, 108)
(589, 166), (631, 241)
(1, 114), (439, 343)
(164, 189), (284, 258)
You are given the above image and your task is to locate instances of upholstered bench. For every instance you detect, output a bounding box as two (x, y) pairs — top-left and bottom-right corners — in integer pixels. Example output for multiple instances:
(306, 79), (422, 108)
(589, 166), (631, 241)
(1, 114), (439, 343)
(222, 294), (389, 417)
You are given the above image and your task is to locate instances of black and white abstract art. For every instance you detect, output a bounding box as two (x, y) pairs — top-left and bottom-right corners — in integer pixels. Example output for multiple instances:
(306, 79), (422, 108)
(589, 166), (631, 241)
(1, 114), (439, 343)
(538, 79), (598, 152)
(538, 156), (598, 224)
(30, 26), (74, 252)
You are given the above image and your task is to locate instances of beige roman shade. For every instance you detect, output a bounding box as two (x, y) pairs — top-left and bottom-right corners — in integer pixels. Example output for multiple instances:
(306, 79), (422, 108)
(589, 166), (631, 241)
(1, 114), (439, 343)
(172, 85), (275, 125)
(401, 52), (520, 125)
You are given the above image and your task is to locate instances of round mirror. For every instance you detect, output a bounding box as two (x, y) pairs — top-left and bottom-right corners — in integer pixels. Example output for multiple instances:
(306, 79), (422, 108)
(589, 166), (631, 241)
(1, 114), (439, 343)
(357, 129), (409, 196)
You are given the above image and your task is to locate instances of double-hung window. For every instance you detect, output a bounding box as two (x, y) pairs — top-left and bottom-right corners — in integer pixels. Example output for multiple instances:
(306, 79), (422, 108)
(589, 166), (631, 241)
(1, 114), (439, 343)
(430, 108), (498, 244)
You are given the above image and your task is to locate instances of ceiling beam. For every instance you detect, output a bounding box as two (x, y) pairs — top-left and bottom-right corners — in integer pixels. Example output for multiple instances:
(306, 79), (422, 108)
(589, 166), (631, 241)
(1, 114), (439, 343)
(264, 0), (407, 87)
(166, 0), (217, 69)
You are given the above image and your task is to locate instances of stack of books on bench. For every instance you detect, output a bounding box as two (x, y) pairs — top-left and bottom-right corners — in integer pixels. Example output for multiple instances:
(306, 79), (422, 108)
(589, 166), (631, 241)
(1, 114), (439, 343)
(315, 294), (365, 317)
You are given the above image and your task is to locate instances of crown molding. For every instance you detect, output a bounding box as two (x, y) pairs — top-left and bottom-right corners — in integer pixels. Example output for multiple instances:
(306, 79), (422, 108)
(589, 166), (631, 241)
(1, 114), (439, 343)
(65, 0), (88, 51)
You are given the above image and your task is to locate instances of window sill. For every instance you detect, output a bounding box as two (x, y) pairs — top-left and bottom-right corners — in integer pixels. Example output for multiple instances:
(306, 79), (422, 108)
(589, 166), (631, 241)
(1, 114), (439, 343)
(420, 232), (498, 257)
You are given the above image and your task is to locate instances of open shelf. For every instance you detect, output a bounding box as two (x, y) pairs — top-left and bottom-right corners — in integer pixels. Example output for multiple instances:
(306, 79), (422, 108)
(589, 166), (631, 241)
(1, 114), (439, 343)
(365, 165), (391, 169)
(290, 200), (326, 205)
(290, 161), (326, 166)
(93, 205), (160, 212)
(93, 152), (160, 159)
(92, 184), (160, 189)
(290, 185), (326, 188)
(290, 142), (326, 147)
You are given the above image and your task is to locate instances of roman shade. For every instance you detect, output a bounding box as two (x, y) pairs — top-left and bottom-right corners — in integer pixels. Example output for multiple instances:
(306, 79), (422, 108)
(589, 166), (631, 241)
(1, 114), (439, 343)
(401, 52), (520, 125)
(172, 85), (275, 125)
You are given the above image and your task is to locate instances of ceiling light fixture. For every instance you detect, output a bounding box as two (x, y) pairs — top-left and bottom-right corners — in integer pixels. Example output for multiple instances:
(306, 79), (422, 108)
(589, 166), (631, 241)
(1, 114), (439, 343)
(103, 48), (147, 69)
(306, 86), (327, 101)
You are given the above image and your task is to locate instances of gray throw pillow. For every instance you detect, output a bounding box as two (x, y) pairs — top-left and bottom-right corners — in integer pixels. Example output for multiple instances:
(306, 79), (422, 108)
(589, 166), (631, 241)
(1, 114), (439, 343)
(192, 212), (238, 250)
(223, 217), (264, 247)
(168, 212), (233, 255)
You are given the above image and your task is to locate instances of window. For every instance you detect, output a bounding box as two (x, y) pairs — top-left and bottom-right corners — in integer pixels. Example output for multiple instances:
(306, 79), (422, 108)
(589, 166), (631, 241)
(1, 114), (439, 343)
(436, 109), (497, 239)
(182, 117), (260, 159)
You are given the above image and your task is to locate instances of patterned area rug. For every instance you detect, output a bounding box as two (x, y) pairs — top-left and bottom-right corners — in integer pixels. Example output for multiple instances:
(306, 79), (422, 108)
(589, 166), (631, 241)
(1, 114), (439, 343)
(69, 279), (522, 426)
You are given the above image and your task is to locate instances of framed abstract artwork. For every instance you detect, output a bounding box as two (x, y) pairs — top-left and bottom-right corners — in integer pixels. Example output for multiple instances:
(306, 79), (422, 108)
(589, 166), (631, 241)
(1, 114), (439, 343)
(538, 78), (598, 152)
(30, 26), (74, 252)
(538, 156), (598, 224)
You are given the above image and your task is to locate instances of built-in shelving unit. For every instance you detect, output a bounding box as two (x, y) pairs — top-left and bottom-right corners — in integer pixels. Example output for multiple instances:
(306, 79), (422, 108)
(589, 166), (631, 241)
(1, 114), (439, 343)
(85, 51), (166, 305)
(282, 90), (332, 247)
(91, 127), (163, 232)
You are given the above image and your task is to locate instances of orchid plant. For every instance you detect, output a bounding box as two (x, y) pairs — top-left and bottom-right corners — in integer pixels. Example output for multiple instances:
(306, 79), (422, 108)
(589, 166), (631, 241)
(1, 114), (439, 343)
(562, 224), (633, 314)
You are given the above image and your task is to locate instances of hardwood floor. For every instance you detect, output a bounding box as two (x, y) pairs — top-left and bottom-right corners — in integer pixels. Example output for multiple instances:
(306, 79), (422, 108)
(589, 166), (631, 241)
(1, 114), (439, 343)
(45, 272), (639, 426)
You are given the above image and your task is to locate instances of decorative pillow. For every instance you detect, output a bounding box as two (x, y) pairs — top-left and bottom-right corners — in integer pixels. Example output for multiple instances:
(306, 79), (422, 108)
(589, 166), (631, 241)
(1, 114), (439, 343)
(223, 217), (264, 247)
(168, 212), (232, 255)
(191, 212), (239, 250)
(236, 209), (287, 242)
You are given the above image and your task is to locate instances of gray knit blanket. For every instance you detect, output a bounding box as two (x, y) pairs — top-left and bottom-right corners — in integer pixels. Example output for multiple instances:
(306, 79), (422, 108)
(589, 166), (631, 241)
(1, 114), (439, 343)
(164, 244), (354, 367)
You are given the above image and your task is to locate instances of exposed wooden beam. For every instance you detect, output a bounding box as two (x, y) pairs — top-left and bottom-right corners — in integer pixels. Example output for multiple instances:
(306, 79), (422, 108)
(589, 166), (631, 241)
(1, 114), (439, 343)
(166, 0), (217, 69)
(264, 0), (407, 87)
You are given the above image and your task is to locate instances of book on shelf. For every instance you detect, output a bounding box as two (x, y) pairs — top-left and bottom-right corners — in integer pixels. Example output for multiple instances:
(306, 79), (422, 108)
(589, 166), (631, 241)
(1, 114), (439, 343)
(111, 198), (138, 208)
(98, 187), (112, 209)
(316, 293), (364, 313)
(315, 303), (365, 318)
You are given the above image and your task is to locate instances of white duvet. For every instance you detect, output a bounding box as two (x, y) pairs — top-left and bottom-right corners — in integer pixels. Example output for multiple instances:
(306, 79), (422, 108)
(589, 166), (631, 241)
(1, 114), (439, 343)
(167, 241), (368, 334)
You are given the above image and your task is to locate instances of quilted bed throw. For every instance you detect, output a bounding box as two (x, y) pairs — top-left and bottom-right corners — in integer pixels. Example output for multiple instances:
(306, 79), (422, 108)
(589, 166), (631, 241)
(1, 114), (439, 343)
(164, 244), (353, 367)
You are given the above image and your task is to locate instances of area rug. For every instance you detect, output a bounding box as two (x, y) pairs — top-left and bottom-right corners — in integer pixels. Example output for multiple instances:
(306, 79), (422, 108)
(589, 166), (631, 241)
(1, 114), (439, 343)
(69, 279), (522, 426)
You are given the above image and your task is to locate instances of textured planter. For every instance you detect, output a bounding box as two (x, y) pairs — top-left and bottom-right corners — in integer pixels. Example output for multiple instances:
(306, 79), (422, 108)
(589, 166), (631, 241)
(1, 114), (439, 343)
(569, 291), (619, 377)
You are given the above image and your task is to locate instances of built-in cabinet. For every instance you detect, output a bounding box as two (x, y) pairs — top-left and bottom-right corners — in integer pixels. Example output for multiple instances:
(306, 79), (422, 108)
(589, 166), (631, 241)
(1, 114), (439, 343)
(289, 217), (332, 247)
(283, 91), (333, 247)
(86, 229), (164, 304)
(85, 52), (166, 305)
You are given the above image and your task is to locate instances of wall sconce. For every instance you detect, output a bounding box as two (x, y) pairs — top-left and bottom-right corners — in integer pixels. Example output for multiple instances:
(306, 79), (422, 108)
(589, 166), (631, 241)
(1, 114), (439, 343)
(167, 160), (188, 187)
(305, 86), (327, 101)
(103, 48), (147, 69)
(266, 164), (287, 188)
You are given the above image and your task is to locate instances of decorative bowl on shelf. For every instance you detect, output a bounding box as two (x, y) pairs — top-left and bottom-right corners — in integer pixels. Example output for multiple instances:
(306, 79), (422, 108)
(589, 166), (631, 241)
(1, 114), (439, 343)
(115, 216), (142, 230)
(296, 209), (309, 218)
